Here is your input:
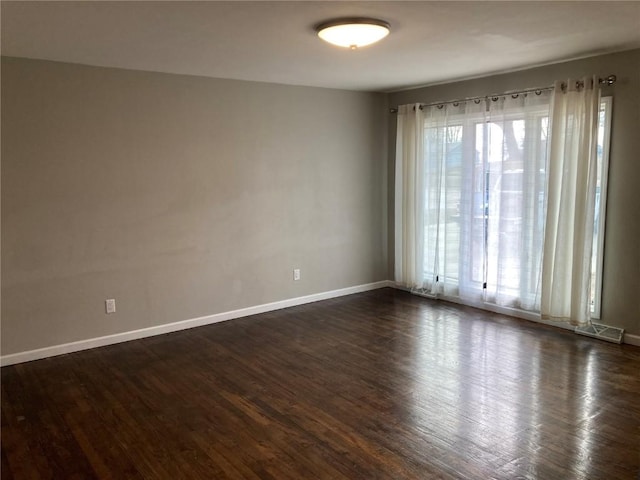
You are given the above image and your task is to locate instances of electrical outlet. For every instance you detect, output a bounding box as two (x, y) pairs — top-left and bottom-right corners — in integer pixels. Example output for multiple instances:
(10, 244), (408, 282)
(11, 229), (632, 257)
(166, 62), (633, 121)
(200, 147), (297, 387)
(293, 268), (301, 281)
(105, 298), (116, 314)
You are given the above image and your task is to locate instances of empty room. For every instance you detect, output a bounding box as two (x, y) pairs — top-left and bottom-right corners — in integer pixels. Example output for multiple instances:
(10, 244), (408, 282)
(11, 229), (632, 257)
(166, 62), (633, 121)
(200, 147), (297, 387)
(1, 1), (640, 479)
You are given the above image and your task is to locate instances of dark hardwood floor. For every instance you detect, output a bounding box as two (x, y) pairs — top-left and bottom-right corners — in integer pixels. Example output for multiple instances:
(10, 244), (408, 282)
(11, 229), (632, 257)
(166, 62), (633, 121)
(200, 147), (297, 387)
(2, 288), (640, 479)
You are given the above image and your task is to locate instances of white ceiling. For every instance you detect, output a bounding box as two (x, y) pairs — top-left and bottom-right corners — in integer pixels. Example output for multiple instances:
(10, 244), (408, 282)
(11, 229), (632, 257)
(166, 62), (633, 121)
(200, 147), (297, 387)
(2, 1), (640, 92)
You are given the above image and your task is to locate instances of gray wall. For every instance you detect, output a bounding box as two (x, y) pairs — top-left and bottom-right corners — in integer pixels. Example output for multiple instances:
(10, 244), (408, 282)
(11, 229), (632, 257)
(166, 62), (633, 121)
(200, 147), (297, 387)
(3, 49), (638, 357)
(388, 49), (640, 336)
(1, 57), (388, 355)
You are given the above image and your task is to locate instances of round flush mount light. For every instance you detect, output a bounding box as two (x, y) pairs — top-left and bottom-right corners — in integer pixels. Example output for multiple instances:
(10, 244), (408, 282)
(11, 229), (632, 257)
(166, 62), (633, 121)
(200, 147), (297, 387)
(315, 18), (390, 50)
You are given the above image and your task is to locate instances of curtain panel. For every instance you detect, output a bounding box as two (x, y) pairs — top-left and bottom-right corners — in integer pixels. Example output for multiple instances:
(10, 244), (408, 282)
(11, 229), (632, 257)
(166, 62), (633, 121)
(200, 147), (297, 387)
(395, 79), (600, 325)
(541, 77), (601, 326)
(394, 104), (425, 288)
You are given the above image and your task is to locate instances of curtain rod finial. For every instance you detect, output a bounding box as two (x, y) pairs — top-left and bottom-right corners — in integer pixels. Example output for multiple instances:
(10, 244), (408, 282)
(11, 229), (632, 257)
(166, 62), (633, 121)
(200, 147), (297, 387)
(602, 75), (616, 86)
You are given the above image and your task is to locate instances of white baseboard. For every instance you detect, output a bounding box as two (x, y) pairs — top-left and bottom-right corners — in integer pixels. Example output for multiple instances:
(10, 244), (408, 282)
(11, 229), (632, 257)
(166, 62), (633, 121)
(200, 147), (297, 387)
(4, 280), (635, 366)
(394, 282), (640, 344)
(0, 280), (394, 366)
(623, 333), (640, 346)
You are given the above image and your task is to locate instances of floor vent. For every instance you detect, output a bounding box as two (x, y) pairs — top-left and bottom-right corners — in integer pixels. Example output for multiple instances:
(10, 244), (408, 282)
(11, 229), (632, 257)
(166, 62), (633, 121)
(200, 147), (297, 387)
(410, 288), (438, 300)
(575, 323), (624, 344)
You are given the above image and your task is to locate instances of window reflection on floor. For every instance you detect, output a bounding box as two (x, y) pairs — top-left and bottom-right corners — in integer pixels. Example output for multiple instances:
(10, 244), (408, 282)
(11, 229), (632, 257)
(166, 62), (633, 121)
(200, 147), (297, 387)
(402, 303), (605, 477)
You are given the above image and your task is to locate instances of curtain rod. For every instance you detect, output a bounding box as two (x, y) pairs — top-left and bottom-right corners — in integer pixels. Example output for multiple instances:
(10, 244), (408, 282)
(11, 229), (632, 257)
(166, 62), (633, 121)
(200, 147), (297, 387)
(389, 74), (617, 113)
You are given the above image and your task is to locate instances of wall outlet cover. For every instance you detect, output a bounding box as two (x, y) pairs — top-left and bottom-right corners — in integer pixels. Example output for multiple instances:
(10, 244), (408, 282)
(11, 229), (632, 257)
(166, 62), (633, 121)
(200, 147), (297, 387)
(105, 299), (116, 314)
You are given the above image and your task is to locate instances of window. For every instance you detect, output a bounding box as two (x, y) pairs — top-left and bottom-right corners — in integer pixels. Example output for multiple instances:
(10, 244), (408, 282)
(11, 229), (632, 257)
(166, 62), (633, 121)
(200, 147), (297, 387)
(419, 94), (610, 316)
(396, 88), (611, 324)
(591, 97), (612, 318)
(421, 92), (551, 311)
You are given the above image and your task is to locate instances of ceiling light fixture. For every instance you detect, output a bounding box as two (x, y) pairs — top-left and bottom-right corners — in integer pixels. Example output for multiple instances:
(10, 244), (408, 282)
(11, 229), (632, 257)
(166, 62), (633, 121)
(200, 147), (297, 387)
(315, 18), (390, 50)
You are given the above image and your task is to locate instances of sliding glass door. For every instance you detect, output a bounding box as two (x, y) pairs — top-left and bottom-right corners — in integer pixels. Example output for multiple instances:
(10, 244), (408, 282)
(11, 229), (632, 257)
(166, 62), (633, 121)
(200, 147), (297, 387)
(421, 93), (551, 311)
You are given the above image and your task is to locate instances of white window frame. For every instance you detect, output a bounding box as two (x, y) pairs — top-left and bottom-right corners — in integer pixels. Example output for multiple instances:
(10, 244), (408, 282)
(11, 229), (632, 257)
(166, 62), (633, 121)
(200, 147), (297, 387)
(591, 96), (612, 319)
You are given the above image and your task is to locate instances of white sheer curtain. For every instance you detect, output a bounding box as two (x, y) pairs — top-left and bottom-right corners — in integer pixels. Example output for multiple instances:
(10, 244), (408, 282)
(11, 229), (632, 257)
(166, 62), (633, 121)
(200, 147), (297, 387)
(481, 93), (551, 310)
(397, 93), (552, 310)
(421, 100), (486, 299)
(541, 77), (600, 326)
(395, 79), (601, 325)
(394, 104), (425, 288)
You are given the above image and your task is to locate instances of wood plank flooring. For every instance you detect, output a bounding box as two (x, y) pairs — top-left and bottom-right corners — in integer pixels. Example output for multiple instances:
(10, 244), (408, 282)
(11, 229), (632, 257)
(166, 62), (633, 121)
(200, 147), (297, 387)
(2, 288), (640, 479)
